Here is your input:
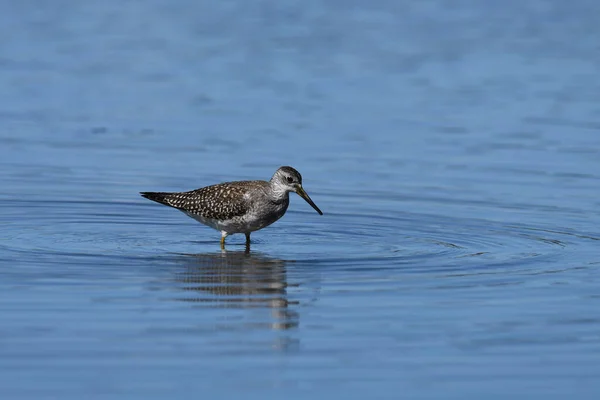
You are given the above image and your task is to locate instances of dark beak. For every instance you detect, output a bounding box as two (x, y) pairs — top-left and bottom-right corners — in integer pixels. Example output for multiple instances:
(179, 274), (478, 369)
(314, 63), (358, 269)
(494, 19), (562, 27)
(295, 186), (323, 215)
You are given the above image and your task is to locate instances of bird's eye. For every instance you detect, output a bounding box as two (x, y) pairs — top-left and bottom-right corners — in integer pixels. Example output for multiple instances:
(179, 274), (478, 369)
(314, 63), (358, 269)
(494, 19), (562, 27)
(286, 176), (294, 183)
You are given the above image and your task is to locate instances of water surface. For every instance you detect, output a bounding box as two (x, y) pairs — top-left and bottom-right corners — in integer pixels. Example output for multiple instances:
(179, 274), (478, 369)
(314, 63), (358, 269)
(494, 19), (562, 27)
(1, 1), (600, 399)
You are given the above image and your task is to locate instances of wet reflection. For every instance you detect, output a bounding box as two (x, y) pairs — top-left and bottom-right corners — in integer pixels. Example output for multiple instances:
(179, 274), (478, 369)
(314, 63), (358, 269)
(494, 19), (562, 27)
(171, 250), (298, 331)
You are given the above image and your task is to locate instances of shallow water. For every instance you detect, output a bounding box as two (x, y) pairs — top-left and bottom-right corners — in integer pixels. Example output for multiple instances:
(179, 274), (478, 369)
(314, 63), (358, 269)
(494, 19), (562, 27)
(2, 0), (600, 399)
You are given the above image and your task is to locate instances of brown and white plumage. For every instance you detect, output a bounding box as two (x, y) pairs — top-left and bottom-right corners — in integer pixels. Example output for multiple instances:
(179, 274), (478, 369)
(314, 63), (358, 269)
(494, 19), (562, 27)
(141, 166), (323, 248)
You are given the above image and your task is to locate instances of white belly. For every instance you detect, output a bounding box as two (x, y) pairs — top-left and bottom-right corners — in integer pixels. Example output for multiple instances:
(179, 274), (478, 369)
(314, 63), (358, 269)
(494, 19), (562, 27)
(183, 202), (288, 235)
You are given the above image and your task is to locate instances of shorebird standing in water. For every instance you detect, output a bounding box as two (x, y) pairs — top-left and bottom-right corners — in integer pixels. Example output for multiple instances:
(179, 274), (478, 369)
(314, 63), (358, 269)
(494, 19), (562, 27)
(141, 166), (323, 249)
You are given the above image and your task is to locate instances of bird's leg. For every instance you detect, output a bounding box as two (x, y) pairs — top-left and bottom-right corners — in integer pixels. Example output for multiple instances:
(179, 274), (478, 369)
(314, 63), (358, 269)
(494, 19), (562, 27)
(244, 233), (251, 253)
(220, 232), (228, 249)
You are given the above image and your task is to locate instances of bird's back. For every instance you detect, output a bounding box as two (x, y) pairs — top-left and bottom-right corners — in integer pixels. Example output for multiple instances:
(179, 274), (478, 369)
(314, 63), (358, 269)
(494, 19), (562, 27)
(141, 180), (269, 221)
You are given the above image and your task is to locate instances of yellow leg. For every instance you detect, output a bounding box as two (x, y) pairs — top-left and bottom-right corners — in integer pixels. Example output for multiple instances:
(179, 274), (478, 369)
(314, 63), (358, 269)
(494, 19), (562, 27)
(244, 233), (251, 253)
(220, 235), (226, 249)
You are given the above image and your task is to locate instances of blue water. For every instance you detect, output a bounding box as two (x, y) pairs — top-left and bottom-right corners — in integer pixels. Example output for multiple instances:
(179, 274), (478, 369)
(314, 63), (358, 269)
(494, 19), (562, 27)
(2, 1), (600, 398)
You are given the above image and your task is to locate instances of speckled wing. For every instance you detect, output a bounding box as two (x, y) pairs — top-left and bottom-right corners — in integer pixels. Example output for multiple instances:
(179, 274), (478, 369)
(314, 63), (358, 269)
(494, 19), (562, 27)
(141, 182), (253, 221)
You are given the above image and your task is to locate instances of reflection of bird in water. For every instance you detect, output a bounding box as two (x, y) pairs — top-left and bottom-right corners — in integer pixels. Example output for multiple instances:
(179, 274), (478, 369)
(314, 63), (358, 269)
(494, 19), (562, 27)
(172, 250), (298, 331)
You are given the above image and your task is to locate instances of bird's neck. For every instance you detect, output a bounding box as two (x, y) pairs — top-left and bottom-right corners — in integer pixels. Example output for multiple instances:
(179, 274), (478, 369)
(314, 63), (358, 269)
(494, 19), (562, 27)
(268, 183), (290, 203)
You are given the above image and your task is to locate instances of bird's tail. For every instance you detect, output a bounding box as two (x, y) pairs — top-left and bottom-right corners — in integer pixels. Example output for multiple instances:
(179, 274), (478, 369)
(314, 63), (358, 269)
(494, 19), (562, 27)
(140, 192), (172, 206)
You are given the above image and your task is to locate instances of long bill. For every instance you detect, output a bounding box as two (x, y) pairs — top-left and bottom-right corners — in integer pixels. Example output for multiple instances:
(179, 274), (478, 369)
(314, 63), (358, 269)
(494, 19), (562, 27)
(296, 186), (323, 215)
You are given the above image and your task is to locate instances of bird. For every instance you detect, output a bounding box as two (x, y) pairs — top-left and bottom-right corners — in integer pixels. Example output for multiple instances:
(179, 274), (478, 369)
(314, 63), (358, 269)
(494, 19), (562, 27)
(140, 166), (323, 249)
